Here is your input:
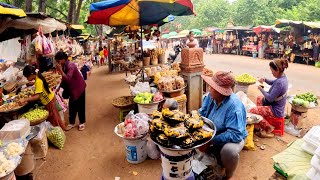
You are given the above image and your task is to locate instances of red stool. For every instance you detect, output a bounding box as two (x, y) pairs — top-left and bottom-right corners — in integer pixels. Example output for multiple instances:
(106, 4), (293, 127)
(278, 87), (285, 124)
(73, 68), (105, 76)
(266, 117), (285, 136)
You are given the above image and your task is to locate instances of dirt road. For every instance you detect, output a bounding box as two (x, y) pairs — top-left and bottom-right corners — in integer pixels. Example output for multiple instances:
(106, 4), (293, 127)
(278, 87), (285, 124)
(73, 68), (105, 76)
(36, 59), (319, 180)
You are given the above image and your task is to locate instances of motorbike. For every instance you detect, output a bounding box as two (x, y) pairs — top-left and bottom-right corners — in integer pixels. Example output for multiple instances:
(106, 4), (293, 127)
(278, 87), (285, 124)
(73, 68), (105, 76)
(168, 45), (182, 64)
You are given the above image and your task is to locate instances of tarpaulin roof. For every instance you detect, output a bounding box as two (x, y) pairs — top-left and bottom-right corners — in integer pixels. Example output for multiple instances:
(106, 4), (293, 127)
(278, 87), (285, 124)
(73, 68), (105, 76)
(275, 19), (320, 29)
(224, 25), (253, 31)
(87, 0), (194, 26)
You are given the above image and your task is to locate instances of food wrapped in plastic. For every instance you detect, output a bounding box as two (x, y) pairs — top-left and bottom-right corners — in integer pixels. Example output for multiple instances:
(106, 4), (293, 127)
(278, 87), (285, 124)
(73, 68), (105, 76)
(152, 110), (162, 119)
(175, 76), (185, 89)
(162, 108), (185, 124)
(155, 134), (172, 148)
(181, 136), (195, 148)
(184, 117), (204, 129)
(192, 129), (213, 142)
(164, 126), (189, 138)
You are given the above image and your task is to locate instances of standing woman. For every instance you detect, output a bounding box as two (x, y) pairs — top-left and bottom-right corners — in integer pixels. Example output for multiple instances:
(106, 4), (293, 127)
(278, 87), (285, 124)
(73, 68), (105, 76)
(55, 51), (87, 131)
(250, 58), (289, 137)
(21, 65), (66, 130)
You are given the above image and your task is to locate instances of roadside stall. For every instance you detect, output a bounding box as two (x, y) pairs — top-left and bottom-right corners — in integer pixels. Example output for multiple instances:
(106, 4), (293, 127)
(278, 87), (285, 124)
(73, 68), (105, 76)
(224, 25), (252, 55)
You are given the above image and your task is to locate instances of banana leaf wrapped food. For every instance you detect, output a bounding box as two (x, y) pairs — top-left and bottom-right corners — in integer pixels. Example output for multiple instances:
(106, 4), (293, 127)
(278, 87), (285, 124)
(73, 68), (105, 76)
(162, 108), (185, 124)
(156, 134), (173, 148)
(192, 129), (213, 142)
(184, 117), (204, 130)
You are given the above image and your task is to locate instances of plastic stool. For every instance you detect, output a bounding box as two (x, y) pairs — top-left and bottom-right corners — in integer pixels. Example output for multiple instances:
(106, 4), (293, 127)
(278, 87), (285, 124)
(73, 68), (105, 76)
(119, 109), (131, 122)
(267, 117), (285, 136)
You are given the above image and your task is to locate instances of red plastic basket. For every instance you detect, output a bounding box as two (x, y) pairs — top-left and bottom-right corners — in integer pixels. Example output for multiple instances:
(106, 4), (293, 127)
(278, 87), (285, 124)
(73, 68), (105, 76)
(267, 117), (285, 136)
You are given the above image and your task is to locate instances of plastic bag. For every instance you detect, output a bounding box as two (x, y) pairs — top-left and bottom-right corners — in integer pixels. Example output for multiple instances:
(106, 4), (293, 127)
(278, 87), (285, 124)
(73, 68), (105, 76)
(46, 122), (66, 150)
(30, 122), (48, 159)
(123, 111), (149, 138)
(146, 136), (160, 159)
(130, 82), (151, 96)
(244, 124), (255, 151)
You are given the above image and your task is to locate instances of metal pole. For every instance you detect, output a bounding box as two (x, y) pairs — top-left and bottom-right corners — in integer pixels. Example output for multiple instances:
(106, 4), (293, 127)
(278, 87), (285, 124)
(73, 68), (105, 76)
(141, 27), (144, 81)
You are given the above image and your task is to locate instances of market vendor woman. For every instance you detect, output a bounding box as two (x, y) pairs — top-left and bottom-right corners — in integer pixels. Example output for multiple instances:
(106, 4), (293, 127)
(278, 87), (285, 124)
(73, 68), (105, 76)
(200, 71), (247, 180)
(20, 65), (66, 130)
(250, 58), (288, 137)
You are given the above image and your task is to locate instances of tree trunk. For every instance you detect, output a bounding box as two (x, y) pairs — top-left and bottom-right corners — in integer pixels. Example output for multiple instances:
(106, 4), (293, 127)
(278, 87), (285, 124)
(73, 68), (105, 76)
(13, 0), (20, 7)
(38, 0), (46, 13)
(68, 0), (76, 23)
(25, 0), (33, 12)
(73, 0), (83, 24)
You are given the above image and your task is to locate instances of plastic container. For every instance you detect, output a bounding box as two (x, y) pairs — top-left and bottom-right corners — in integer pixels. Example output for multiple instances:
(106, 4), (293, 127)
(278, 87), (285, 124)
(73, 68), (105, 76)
(137, 102), (160, 115)
(123, 136), (147, 164)
(235, 85), (249, 94)
(302, 126), (320, 155)
(307, 168), (320, 180)
(159, 146), (194, 180)
(0, 120), (30, 141)
(311, 155), (320, 171)
(267, 117), (285, 136)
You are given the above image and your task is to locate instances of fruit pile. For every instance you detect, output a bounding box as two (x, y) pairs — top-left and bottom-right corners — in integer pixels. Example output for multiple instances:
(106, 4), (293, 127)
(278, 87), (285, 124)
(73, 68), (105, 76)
(235, 73), (256, 84)
(134, 92), (163, 104)
(21, 108), (49, 123)
(15, 88), (34, 101)
(47, 127), (66, 150)
(292, 92), (318, 108)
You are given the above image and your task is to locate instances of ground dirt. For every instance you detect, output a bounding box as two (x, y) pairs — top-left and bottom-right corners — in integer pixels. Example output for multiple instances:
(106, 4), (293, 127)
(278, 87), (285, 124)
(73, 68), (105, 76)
(35, 54), (320, 180)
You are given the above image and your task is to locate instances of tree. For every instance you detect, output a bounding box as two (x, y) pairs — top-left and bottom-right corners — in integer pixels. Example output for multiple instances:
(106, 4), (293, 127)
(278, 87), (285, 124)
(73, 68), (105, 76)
(67, 0), (76, 23)
(38, 0), (46, 13)
(25, 0), (33, 12)
(73, 0), (83, 24)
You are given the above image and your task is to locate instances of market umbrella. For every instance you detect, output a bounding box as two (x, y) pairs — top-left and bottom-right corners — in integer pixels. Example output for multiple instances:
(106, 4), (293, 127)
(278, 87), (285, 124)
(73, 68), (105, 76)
(0, 2), (26, 18)
(253, 25), (280, 35)
(87, 0), (195, 26)
(178, 29), (189, 36)
(161, 34), (170, 39)
(168, 31), (178, 37)
(190, 28), (202, 36)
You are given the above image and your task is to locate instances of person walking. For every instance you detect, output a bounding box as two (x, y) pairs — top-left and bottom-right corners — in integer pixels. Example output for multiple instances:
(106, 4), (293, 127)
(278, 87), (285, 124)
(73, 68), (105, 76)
(55, 51), (87, 131)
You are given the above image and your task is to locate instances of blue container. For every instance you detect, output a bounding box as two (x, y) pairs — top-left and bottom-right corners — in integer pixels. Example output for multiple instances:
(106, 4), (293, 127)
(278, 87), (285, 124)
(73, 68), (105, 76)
(252, 53), (257, 59)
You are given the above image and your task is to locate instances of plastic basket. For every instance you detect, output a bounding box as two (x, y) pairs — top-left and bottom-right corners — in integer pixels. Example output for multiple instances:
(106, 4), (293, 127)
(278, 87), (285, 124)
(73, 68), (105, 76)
(235, 85), (249, 94)
(137, 102), (160, 115)
(267, 117), (284, 136)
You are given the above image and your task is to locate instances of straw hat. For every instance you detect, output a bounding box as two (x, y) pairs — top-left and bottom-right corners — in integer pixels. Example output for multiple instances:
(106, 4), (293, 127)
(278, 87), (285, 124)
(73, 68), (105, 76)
(201, 71), (235, 96)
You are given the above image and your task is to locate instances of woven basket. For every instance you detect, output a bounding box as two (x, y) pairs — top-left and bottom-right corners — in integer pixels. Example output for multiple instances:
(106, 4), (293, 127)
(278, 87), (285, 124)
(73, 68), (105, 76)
(29, 114), (49, 126)
(112, 96), (135, 109)
(236, 81), (256, 86)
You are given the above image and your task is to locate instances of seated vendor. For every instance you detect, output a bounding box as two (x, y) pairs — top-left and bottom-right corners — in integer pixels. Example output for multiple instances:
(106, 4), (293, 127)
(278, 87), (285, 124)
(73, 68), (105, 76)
(200, 71), (247, 180)
(250, 58), (288, 138)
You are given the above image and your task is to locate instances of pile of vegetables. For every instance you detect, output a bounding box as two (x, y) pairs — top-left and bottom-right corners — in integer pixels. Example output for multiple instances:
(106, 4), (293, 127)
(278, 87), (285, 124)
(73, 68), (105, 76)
(21, 107), (49, 123)
(235, 73), (256, 84)
(47, 127), (66, 150)
(134, 92), (163, 104)
(292, 92), (318, 108)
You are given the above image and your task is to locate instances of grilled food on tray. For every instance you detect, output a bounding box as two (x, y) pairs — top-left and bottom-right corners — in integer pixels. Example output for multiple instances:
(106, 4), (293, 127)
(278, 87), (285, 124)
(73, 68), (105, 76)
(156, 134), (172, 147)
(162, 108), (185, 123)
(181, 136), (196, 148)
(152, 110), (162, 119)
(149, 118), (168, 132)
(190, 110), (201, 119)
(164, 126), (189, 138)
(184, 117), (204, 129)
(192, 129), (213, 141)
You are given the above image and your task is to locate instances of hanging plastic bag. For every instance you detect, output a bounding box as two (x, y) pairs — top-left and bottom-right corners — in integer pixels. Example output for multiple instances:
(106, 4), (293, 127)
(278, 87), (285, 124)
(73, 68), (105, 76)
(146, 136), (160, 159)
(46, 122), (66, 150)
(42, 35), (52, 55)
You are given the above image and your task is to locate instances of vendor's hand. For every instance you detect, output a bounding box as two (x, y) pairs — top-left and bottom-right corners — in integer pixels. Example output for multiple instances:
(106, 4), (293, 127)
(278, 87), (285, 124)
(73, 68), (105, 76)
(19, 98), (26, 105)
(198, 142), (211, 153)
(56, 64), (63, 73)
(258, 85), (263, 91)
(258, 78), (265, 84)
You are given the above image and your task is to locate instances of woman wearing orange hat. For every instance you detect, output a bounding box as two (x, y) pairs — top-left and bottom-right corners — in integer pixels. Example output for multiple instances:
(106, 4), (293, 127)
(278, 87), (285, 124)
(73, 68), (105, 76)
(250, 58), (289, 138)
(200, 71), (247, 180)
